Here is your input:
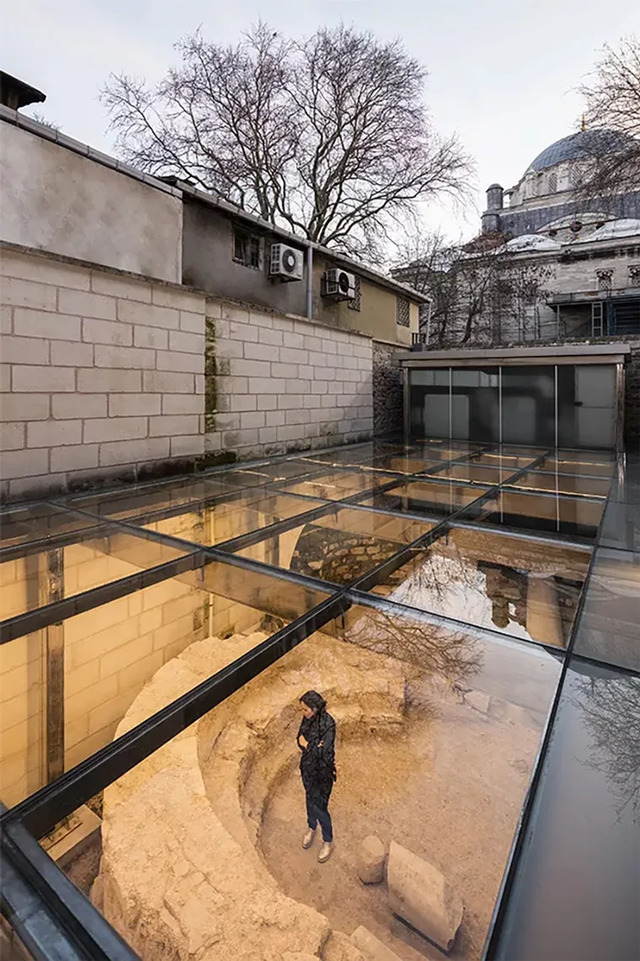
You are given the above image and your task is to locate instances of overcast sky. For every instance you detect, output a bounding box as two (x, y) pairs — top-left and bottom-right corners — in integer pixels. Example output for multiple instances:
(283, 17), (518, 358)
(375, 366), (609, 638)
(2, 0), (638, 242)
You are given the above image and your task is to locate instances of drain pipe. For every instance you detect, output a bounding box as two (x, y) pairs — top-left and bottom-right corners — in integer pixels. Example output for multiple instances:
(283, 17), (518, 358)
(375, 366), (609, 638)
(305, 244), (314, 320)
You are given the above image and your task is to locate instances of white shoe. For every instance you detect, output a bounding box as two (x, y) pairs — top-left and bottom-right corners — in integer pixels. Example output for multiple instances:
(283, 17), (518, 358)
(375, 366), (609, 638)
(318, 842), (332, 863)
(302, 828), (316, 849)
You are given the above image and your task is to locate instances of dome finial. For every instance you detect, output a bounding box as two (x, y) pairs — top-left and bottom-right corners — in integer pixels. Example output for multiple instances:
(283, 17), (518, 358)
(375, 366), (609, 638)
(581, 113), (587, 132)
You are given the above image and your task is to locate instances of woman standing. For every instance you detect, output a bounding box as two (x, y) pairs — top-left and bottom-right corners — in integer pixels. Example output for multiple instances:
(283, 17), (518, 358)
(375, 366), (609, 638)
(296, 690), (336, 863)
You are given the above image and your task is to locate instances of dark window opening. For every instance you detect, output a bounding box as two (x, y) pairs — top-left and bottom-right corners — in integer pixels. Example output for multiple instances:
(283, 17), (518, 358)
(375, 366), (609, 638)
(233, 230), (261, 269)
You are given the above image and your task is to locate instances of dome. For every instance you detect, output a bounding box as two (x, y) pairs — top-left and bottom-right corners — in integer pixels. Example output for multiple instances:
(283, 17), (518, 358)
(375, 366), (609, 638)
(575, 218), (640, 242)
(504, 234), (561, 252)
(526, 128), (635, 173)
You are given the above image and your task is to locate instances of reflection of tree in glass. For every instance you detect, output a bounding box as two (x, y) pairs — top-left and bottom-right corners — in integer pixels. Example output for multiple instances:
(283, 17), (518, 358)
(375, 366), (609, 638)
(574, 674), (640, 821)
(344, 605), (482, 688)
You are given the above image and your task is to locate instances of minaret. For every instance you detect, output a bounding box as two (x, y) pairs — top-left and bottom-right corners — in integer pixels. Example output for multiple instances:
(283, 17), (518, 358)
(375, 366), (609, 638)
(481, 183), (504, 234)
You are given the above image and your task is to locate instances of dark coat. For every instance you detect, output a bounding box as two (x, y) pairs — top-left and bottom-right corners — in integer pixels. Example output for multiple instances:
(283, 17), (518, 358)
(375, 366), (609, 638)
(297, 710), (336, 803)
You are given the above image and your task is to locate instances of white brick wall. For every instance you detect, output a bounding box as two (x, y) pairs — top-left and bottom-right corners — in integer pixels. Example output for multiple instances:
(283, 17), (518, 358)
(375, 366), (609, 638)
(208, 305), (374, 458)
(1, 246), (375, 500)
(0, 247), (206, 499)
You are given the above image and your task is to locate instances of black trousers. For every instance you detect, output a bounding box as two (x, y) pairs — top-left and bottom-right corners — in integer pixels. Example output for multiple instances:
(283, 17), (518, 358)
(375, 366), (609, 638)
(305, 786), (333, 842)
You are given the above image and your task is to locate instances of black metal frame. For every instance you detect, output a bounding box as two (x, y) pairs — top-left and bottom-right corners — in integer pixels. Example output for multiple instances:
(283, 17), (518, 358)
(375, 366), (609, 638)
(0, 437), (626, 961)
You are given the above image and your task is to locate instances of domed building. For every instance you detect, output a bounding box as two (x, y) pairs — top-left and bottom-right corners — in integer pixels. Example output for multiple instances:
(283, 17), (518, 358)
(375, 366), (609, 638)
(482, 127), (640, 240)
(479, 127), (640, 340)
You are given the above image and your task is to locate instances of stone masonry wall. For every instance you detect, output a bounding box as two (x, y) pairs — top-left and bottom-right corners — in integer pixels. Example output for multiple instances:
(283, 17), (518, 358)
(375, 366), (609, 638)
(373, 339), (403, 436)
(0, 245), (206, 501)
(205, 302), (374, 459)
(1, 245), (376, 501)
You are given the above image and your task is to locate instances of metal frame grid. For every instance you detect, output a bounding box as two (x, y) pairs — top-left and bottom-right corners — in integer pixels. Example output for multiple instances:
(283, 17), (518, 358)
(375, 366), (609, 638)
(0, 437), (630, 961)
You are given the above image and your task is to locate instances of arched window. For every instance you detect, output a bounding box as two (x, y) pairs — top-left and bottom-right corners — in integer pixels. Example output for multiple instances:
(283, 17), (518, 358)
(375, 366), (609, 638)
(548, 172), (558, 193)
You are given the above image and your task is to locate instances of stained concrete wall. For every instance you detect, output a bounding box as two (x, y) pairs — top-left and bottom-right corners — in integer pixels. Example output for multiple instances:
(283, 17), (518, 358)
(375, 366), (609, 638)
(182, 200), (418, 347)
(0, 121), (182, 282)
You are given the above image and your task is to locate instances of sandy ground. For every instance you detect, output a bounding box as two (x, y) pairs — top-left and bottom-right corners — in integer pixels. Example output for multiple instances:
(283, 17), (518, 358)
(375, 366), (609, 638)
(259, 683), (542, 961)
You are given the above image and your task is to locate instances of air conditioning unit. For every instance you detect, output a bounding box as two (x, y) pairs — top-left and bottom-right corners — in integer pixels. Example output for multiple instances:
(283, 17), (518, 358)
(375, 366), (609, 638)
(269, 243), (304, 282)
(322, 268), (356, 301)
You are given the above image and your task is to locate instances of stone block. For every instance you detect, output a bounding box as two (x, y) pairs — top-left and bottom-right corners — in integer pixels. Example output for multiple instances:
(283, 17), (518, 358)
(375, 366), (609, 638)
(28, 419), (82, 448)
(230, 358), (271, 378)
(133, 325), (168, 350)
(272, 361), (298, 378)
(258, 327), (283, 347)
(91, 272), (151, 301)
(169, 330), (204, 354)
(12, 365), (75, 393)
(117, 299), (179, 329)
(0, 334), (49, 365)
(0, 422), (25, 451)
(162, 394), (203, 415)
(95, 345), (155, 370)
(50, 340), (94, 367)
(240, 410), (266, 429)
(98, 437), (170, 468)
(109, 394), (161, 417)
(351, 927), (402, 961)
(1, 448), (49, 480)
(79, 317), (137, 352)
(0, 393), (50, 422)
(244, 341), (279, 362)
(387, 841), (463, 952)
(156, 351), (203, 374)
(2, 252), (90, 290)
(1, 278), (57, 310)
(280, 347), (309, 365)
(50, 444), (100, 474)
(58, 289), (116, 320)
(152, 285), (203, 312)
(14, 309), (81, 342)
(170, 435), (204, 458)
(149, 414), (200, 437)
(142, 370), (194, 394)
(464, 691), (491, 715)
(357, 835), (387, 884)
(78, 369), (141, 393)
(84, 417), (148, 444)
(179, 310), (205, 333)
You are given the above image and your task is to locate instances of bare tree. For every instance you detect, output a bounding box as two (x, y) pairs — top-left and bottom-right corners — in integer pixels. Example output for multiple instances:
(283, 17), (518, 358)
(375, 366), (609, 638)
(102, 22), (472, 261)
(578, 35), (640, 198)
(393, 231), (554, 346)
(574, 673), (640, 821)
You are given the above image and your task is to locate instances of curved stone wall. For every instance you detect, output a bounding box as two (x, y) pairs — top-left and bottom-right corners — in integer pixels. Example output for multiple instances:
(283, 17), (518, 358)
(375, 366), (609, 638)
(94, 630), (407, 961)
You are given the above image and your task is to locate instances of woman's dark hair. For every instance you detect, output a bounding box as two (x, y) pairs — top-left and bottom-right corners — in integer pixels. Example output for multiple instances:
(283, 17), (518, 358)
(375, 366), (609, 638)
(300, 690), (326, 713)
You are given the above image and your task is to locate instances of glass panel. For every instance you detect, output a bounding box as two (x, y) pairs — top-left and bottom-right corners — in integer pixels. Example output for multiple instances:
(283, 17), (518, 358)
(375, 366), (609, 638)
(300, 442), (406, 469)
(468, 452), (538, 470)
(66, 473), (255, 522)
(45, 600), (561, 961)
(490, 661), (640, 961)
(141, 492), (327, 547)
(0, 531), (192, 622)
(538, 457), (615, 478)
(360, 479), (488, 521)
(368, 454), (451, 474)
(510, 470), (611, 498)
(0, 559), (330, 807)
(451, 367), (499, 443)
(554, 447), (617, 464)
(574, 548), (640, 672)
(501, 366), (556, 447)
(409, 368), (450, 440)
(459, 489), (605, 540)
(366, 527), (591, 647)
(0, 503), (105, 550)
(280, 469), (396, 501)
(235, 507), (432, 586)
(557, 364), (617, 449)
(433, 463), (518, 485)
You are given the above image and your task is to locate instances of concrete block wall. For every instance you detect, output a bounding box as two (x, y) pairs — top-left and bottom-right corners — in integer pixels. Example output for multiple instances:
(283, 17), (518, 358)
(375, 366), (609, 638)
(1, 246), (377, 500)
(208, 302), (374, 459)
(0, 246), (207, 500)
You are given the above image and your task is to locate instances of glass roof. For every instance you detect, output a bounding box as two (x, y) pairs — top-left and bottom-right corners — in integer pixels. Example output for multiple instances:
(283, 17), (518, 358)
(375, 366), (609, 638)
(0, 438), (637, 961)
